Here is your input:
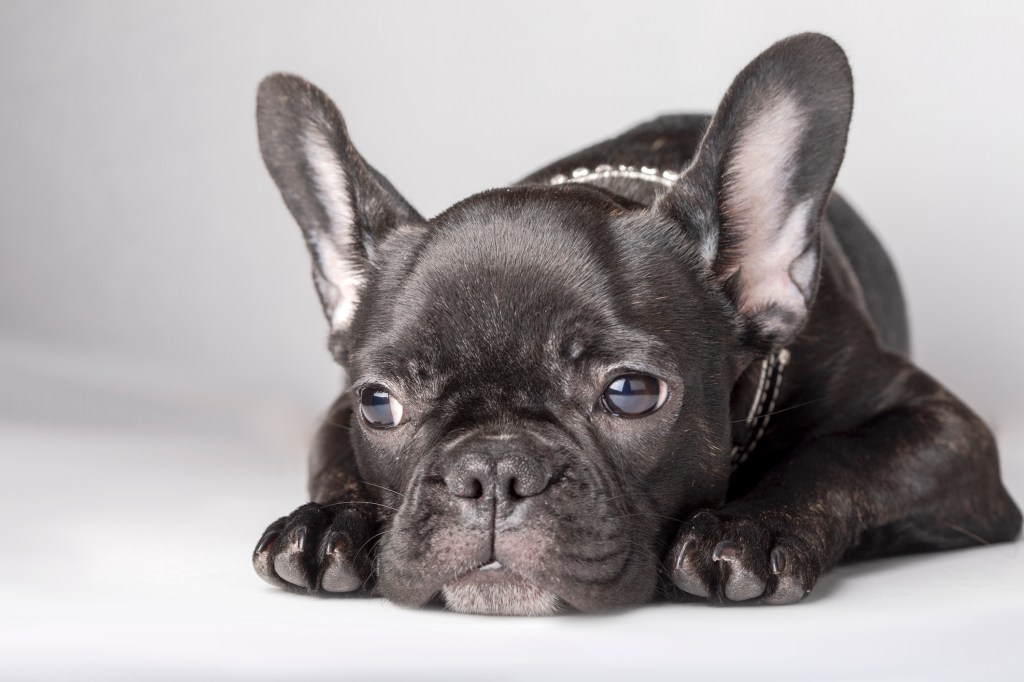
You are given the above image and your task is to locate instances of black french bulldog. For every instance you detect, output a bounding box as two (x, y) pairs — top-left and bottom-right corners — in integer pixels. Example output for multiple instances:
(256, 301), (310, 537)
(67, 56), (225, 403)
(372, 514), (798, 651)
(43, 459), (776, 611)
(251, 33), (1021, 614)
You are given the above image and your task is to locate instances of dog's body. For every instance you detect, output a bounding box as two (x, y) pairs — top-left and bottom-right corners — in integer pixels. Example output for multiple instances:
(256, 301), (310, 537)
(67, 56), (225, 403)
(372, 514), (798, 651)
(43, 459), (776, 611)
(252, 34), (1021, 614)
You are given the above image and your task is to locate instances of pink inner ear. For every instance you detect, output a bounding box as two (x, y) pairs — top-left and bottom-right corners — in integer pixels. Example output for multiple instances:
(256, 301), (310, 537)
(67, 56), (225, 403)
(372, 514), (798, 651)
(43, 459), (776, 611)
(303, 127), (363, 331)
(719, 93), (816, 319)
(735, 198), (815, 318)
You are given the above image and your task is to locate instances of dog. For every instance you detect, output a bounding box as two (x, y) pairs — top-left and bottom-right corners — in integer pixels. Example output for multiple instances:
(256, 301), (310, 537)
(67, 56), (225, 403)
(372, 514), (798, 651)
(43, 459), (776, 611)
(250, 33), (1021, 615)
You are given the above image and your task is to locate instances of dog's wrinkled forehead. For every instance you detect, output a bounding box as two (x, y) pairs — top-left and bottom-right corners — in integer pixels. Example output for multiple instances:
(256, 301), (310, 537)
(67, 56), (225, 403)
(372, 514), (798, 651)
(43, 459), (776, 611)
(350, 187), (665, 387)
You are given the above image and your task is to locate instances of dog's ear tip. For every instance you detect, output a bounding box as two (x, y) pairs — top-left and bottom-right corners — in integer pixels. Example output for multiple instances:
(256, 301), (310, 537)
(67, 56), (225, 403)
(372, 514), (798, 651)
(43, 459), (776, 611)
(258, 72), (310, 93)
(744, 33), (853, 122)
(760, 32), (852, 82)
(781, 31), (841, 47)
(774, 32), (846, 59)
(256, 73), (350, 140)
(256, 73), (333, 111)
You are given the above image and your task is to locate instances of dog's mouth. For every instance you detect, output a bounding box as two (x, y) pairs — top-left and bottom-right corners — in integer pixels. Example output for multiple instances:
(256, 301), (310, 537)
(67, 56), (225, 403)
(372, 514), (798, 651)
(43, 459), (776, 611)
(440, 560), (564, 616)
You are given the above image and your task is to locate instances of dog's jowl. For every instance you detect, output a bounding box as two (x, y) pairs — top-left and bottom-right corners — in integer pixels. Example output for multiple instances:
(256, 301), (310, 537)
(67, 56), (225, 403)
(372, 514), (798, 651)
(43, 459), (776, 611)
(251, 33), (1021, 614)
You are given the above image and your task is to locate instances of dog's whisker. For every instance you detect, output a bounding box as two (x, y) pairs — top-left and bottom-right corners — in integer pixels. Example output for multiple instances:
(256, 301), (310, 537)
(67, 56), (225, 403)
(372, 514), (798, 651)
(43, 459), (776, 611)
(610, 511), (685, 525)
(597, 492), (631, 506)
(319, 418), (351, 431)
(941, 522), (992, 547)
(352, 528), (394, 563)
(321, 500), (400, 513)
(359, 480), (406, 498)
(360, 553), (385, 593)
(730, 398), (826, 424)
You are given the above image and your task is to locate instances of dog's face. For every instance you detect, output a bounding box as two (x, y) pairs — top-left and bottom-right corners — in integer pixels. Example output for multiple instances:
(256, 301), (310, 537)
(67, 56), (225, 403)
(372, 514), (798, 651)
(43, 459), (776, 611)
(347, 188), (738, 613)
(256, 34), (852, 614)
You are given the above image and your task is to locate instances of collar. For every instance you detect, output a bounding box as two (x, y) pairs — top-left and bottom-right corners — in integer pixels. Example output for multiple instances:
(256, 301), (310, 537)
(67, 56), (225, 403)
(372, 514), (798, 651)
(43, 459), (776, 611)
(731, 348), (791, 470)
(549, 164), (682, 187)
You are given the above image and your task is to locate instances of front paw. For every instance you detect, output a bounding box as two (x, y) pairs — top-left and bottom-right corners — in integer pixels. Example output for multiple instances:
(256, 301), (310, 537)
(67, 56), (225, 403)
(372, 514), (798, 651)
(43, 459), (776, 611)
(668, 509), (821, 605)
(252, 502), (376, 595)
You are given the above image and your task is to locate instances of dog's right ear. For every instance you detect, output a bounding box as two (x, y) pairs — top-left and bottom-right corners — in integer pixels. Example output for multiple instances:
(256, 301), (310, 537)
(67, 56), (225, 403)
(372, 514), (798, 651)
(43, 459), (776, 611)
(257, 74), (422, 356)
(658, 33), (852, 352)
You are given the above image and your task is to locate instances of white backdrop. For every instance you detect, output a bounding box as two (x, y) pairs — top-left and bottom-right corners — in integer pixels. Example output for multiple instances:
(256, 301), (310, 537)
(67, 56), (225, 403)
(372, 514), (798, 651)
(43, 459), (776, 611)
(1, 2), (1022, 680)
(3, 0), (1023, 424)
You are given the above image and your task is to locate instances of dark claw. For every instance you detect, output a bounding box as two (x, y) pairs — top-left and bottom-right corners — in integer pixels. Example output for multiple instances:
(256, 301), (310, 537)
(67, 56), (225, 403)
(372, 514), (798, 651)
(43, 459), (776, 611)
(764, 546), (806, 605)
(671, 538), (710, 598)
(327, 533), (346, 556)
(770, 546), (786, 575)
(255, 530), (278, 555)
(292, 526), (307, 552)
(274, 527), (313, 589)
(253, 517), (290, 588)
(320, 533), (363, 593)
(712, 540), (740, 562)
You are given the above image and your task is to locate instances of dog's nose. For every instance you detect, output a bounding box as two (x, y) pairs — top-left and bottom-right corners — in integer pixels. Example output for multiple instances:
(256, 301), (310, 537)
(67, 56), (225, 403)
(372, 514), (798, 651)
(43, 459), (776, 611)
(445, 452), (551, 502)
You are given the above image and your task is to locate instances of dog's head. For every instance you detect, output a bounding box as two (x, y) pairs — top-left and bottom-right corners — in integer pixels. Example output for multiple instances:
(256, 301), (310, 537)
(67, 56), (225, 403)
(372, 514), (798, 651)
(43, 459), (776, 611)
(256, 33), (852, 614)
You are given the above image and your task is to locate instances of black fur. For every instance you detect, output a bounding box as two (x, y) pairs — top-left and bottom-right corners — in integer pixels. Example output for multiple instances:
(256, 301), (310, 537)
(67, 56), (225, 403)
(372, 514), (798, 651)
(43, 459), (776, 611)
(251, 33), (1021, 613)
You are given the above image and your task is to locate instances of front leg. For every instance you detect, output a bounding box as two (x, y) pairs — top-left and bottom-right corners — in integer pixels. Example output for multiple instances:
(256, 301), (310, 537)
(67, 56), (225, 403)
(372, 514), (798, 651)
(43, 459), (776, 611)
(669, 365), (1022, 605)
(252, 394), (380, 595)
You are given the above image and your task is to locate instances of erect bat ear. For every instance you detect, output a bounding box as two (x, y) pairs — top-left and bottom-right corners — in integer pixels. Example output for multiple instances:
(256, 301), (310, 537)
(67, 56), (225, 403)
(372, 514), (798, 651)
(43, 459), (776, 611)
(659, 33), (853, 350)
(256, 73), (423, 358)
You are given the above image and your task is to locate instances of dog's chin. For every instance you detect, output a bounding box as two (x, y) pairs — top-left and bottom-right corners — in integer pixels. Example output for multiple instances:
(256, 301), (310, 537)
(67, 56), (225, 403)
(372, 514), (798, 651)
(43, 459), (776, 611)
(441, 563), (563, 616)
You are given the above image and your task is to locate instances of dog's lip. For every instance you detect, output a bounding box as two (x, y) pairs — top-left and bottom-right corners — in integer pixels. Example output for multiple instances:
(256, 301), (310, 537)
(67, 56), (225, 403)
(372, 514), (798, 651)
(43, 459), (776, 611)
(447, 559), (518, 586)
(440, 560), (566, 616)
(463, 560), (511, 580)
(446, 560), (534, 592)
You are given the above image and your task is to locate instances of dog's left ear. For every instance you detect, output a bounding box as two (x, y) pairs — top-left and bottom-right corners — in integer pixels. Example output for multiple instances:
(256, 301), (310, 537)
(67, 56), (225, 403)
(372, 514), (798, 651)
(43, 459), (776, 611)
(660, 33), (853, 350)
(256, 73), (423, 359)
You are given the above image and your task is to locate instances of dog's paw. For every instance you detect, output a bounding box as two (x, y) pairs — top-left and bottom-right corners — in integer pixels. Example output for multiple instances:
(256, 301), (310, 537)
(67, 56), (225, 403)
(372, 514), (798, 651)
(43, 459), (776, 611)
(252, 502), (376, 595)
(667, 509), (820, 605)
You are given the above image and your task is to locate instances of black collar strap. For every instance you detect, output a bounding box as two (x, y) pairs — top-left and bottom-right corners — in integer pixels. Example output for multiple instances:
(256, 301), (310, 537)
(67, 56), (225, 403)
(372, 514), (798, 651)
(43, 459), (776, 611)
(731, 348), (791, 470)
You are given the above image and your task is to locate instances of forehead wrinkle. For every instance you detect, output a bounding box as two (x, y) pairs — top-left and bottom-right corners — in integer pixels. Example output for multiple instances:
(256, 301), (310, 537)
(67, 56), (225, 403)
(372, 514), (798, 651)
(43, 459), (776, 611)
(577, 327), (680, 378)
(393, 208), (617, 351)
(355, 189), (695, 391)
(419, 210), (606, 291)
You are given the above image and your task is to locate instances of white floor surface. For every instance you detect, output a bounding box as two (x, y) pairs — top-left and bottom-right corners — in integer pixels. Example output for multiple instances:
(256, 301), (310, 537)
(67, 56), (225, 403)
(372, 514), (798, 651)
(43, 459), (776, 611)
(1, 372), (1022, 682)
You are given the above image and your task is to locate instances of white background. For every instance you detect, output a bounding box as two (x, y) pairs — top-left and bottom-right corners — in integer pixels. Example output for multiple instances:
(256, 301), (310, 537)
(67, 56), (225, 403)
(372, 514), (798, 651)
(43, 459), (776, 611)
(1, 1), (1022, 680)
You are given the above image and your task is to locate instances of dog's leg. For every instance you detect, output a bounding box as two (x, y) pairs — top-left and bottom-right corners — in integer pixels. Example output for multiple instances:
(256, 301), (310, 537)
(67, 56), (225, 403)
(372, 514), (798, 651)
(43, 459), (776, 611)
(252, 394), (379, 595)
(669, 362), (1023, 605)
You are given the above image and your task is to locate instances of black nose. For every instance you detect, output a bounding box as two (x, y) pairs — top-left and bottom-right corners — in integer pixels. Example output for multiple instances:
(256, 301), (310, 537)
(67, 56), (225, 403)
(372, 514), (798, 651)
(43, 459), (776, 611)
(445, 452), (551, 502)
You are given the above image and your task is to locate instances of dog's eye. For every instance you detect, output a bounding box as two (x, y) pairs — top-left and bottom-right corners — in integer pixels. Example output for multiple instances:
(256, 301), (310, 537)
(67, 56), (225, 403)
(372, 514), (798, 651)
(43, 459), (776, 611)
(601, 374), (668, 418)
(359, 387), (404, 428)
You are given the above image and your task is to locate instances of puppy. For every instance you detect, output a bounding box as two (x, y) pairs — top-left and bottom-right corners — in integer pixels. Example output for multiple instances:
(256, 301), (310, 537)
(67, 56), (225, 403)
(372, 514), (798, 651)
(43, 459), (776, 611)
(251, 33), (1021, 614)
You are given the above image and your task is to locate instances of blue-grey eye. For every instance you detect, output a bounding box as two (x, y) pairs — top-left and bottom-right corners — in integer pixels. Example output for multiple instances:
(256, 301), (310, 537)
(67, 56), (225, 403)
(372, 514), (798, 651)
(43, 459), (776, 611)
(601, 374), (668, 417)
(360, 387), (404, 427)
